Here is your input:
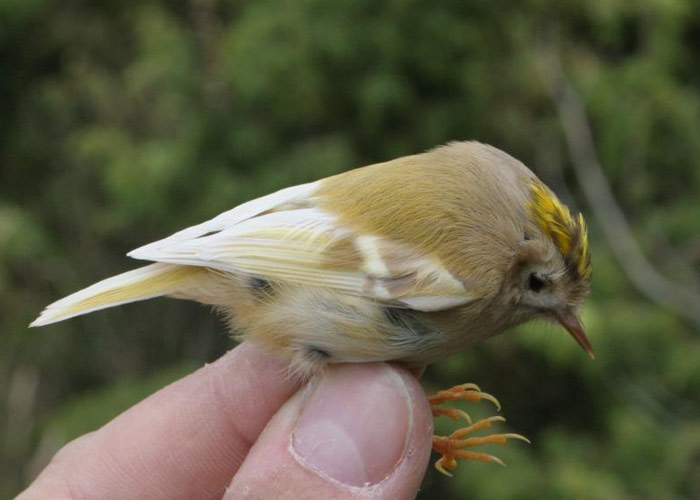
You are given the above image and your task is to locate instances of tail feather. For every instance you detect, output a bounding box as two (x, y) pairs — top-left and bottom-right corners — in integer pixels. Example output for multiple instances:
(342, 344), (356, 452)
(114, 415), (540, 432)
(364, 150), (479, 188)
(30, 263), (207, 327)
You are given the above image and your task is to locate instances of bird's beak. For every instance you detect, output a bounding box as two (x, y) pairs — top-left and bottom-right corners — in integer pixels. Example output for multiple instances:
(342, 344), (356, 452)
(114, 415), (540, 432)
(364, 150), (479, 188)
(555, 311), (595, 359)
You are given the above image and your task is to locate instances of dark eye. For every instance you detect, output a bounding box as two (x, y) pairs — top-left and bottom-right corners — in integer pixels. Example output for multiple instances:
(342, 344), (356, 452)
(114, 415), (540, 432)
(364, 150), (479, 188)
(528, 273), (545, 292)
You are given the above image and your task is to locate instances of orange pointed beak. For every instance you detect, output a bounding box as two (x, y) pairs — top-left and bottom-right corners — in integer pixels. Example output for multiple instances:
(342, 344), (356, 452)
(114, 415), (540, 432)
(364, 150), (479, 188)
(556, 311), (595, 359)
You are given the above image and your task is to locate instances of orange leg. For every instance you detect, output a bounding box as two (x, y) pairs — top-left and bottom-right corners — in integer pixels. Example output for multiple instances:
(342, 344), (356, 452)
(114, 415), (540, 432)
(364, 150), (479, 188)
(429, 383), (529, 476)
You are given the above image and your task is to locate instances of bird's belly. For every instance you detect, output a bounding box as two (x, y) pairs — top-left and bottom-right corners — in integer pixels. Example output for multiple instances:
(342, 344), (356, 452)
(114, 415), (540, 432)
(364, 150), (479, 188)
(223, 277), (447, 377)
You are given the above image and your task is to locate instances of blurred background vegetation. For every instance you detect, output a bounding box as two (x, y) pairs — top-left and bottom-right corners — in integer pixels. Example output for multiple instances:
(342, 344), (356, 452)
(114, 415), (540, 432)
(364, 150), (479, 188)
(2, 0), (700, 498)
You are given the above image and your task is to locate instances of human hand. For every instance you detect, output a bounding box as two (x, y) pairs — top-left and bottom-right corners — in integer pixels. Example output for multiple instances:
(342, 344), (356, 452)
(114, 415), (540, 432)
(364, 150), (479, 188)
(18, 342), (433, 499)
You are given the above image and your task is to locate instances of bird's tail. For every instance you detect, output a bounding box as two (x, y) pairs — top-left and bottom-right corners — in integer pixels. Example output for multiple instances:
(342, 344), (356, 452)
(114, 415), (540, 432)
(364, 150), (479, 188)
(30, 263), (209, 327)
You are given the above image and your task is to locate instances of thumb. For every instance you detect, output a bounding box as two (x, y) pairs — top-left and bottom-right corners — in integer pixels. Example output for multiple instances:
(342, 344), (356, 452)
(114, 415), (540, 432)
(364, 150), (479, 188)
(225, 363), (433, 499)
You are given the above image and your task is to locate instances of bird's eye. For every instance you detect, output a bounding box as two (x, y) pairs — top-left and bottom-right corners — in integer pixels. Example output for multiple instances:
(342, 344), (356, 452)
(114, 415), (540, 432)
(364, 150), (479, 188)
(528, 273), (545, 292)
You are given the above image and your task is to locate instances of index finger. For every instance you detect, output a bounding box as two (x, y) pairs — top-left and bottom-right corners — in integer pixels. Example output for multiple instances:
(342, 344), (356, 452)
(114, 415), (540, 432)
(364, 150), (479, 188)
(19, 342), (301, 500)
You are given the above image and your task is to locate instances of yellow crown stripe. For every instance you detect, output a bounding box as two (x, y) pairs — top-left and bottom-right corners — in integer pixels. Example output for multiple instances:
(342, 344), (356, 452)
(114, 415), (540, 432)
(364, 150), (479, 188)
(529, 181), (591, 281)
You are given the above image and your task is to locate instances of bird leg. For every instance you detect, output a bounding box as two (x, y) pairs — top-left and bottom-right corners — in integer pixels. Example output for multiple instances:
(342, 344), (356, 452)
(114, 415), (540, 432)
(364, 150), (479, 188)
(428, 383), (530, 476)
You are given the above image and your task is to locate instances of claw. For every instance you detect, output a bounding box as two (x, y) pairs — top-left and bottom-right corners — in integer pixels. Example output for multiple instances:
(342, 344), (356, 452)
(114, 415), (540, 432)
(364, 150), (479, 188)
(454, 382), (482, 392)
(434, 450), (506, 476)
(452, 450), (506, 467)
(428, 385), (502, 411)
(502, 433), (531, 444)
(431, 406), (473, 424)
(449, 415), (506, 439)
(429, 384), (529, 477)
(476, 391), (501, 411)
(435, 457), (456, 476)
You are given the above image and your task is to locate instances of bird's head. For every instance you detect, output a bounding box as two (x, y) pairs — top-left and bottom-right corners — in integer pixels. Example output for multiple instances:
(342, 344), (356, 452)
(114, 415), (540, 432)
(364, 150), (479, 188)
(506, 179), (593, 357)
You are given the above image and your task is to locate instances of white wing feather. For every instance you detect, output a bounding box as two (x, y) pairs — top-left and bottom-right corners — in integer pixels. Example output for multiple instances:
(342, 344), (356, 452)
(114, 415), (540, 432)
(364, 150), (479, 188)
(128, 181), (321, 259)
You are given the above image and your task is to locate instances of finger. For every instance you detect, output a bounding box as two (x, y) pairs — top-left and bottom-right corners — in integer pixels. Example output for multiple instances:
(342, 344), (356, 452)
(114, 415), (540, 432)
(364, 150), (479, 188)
(225, 363), (433, 499)
(19, 342), (301, 500)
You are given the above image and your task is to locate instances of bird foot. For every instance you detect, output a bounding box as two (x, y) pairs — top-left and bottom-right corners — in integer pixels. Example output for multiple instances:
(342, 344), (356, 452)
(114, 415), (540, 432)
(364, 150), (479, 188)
(429, 383), (530, 476)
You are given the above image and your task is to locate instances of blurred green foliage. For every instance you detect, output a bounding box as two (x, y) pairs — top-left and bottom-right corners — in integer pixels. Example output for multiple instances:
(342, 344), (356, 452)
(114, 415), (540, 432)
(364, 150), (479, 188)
(2, 0), (700, 498)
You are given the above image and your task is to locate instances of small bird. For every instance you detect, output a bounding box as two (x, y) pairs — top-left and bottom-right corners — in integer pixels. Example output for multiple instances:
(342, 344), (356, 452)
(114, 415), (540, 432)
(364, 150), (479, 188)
(32, 141), (593, 475)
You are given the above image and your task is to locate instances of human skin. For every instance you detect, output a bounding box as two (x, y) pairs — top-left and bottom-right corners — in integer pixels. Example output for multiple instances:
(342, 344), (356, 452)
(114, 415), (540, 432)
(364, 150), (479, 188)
(18, 342), (434, 500)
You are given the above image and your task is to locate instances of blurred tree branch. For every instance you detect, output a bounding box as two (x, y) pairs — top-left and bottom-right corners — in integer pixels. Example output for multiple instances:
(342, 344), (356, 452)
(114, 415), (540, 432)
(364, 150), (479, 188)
(537, 47), (700, 328)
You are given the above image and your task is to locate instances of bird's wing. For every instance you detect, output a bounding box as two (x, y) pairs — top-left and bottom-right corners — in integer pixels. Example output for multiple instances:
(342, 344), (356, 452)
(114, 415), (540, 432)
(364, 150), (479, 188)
(129, 207), (475, 312)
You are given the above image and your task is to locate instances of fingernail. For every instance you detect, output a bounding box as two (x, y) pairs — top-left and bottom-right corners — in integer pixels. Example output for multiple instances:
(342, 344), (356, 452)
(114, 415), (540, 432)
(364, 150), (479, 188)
(292, 363), (411, 487)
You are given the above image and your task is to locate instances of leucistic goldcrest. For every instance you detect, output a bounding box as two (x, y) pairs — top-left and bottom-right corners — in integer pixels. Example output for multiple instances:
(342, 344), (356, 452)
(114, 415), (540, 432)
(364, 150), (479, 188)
(32, 141), (593, 474)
